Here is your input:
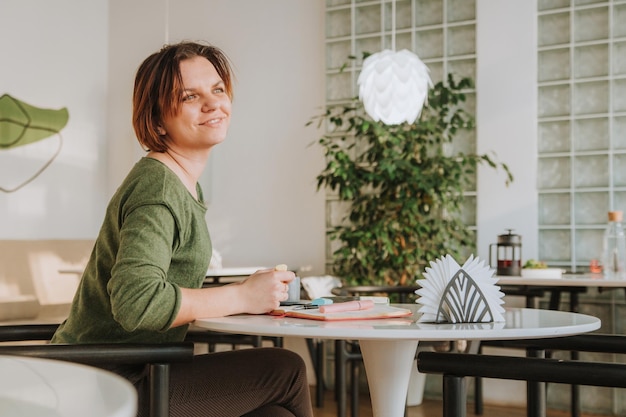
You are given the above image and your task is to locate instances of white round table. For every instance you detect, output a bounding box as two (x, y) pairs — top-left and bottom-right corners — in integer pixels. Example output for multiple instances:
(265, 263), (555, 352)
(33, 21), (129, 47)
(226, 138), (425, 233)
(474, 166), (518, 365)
(0, 355), (137, 417)
(194, 305), (600, 417)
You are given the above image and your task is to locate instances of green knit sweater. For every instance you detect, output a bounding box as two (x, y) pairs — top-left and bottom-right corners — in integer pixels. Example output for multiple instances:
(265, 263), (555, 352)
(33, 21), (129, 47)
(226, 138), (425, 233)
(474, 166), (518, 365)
(52, 157), (211, 344)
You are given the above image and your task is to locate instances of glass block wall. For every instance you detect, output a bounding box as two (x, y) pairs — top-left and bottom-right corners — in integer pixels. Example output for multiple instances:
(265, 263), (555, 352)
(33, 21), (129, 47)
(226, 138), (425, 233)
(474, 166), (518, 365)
(324, 0), (477, 269)
(537, 0), (626, 272)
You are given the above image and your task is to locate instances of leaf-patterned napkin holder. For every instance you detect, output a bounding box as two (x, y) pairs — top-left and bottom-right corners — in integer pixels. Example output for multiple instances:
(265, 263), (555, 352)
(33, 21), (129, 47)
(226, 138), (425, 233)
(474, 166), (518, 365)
(416, 255), (505, 323)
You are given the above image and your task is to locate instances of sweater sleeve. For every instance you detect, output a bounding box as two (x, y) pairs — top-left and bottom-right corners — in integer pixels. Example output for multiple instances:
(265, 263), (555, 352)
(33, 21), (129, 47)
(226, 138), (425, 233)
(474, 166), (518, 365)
(108, 203), (181, 332)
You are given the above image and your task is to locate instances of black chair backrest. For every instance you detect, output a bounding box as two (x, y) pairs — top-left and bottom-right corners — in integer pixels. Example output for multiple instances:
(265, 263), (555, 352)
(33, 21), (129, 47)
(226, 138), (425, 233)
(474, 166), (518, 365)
(417, 334), (626, 417)
(0, 323), (59, 342)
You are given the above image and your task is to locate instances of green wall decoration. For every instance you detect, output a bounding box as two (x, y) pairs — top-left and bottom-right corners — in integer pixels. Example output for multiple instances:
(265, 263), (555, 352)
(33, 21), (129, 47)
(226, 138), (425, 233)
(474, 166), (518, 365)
(0, 94), (69, 192)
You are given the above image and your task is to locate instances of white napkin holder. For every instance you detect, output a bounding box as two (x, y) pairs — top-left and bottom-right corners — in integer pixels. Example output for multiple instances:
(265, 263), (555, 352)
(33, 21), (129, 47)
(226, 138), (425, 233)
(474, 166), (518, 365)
(416, 254), (505, 323)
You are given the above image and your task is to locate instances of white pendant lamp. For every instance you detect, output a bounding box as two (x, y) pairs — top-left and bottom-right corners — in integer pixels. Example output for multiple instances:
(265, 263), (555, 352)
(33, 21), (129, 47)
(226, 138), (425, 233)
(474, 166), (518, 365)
(357, 1), (432, 125)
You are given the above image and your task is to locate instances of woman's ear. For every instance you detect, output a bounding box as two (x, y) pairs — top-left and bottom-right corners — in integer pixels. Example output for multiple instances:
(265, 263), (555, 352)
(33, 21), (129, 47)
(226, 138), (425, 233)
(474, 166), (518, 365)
(157, 126), (166, 135)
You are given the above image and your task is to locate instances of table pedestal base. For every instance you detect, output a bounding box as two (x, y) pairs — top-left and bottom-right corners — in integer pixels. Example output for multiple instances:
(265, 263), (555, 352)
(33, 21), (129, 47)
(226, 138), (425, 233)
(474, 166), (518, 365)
(359, 339), (419, 417)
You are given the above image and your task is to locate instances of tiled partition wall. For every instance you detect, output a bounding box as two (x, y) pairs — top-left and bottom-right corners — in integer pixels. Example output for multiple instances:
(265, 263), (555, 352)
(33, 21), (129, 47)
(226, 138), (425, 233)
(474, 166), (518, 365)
(324, 0), (478, 269)
(537, 1), (626, 414)
(538, 0), (626, 272)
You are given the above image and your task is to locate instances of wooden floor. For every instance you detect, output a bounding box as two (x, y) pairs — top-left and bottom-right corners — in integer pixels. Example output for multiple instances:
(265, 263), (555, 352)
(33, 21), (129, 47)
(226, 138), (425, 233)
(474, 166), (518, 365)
(310, 388), (602, 417)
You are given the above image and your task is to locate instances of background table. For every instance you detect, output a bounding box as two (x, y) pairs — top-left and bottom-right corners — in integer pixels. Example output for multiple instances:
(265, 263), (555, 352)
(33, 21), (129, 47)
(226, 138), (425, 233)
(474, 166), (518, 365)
(194, 305), (600, 417)
(497, 274), (626, 311)
(61, 266), (267, 287)
(203, 267), (266, 287)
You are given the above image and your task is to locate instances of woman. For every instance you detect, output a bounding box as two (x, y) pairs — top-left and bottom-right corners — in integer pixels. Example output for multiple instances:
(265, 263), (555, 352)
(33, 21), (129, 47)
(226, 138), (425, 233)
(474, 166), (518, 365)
(52, 41), (314, 417)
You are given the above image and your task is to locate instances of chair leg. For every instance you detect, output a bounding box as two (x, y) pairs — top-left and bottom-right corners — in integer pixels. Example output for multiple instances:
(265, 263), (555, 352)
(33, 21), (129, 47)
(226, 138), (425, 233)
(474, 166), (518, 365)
(305, 338), (325, 408)
(333, 340), (364, 417)
(570, 350), (580, 417)
(350, 352), (359, 417)
(316, 340), (325, 407)
(473, 343), (484, 415)
(527, 348), (546, 417)
(474, 376), (483, 415)
(273, 336), (284, 347)
(335, 340), (347, 417)
(443, 374), (466, 417)
(148, 363), (169, 417)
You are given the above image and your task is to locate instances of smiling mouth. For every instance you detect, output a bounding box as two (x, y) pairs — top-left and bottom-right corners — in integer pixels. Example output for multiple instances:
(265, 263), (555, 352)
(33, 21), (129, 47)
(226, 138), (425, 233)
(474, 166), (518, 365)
(201, 117), (225, 126)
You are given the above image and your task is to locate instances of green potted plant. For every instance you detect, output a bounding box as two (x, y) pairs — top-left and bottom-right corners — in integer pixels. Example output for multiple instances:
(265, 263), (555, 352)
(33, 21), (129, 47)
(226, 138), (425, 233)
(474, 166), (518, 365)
(309, 73), (513, 287)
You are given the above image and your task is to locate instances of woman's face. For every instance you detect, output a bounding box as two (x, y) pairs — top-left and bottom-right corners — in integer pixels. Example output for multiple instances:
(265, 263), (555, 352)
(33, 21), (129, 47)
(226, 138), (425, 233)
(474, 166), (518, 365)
(161, 56), (232, 155)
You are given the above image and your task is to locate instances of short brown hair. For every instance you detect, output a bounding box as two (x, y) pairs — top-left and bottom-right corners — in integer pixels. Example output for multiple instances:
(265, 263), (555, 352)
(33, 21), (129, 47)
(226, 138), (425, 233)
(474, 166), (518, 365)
(132, 41), (234, 152)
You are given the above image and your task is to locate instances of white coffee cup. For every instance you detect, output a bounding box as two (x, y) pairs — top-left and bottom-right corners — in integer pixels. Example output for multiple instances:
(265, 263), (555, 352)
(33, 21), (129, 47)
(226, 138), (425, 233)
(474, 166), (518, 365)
(287, 276), (301, 302)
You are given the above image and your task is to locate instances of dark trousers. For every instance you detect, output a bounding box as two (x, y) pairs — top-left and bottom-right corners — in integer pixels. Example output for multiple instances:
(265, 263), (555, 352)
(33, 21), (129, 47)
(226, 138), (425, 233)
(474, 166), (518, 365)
(135, 347), (313, 417)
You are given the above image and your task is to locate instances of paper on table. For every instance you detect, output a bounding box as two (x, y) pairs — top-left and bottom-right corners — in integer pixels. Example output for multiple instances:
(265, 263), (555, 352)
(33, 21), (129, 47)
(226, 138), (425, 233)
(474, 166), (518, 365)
(269, 305), (412, 321)
(300, 275), (342, 299)
(415, 254), (505, 323)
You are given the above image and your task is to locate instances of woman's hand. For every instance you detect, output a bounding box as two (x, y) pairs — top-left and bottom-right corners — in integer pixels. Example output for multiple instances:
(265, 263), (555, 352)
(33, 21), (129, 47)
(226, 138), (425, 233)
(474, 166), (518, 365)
(239, 267), (296, 314)
(173, 266), (296, 326)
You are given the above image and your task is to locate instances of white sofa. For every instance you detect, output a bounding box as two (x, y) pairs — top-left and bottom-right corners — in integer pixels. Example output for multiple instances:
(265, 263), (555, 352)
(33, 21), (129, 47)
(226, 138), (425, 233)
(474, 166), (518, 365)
(0, 240), (93, 321)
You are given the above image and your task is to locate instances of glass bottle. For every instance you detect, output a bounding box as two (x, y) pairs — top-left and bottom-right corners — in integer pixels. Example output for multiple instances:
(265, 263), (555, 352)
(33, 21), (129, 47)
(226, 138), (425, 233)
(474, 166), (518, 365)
(602, 211), (626, 279)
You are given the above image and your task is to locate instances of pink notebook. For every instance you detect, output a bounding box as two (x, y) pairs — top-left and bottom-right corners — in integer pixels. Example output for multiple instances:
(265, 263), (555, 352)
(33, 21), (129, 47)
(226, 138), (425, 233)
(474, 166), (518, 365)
(269, 305), (413, 321)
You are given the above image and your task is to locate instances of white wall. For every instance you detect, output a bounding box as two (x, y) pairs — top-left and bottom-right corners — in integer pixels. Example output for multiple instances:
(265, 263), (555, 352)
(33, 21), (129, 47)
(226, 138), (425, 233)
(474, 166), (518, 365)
(476, 0), (539, 264)
(0, 0), (109, 238)
(107, 0), (170, 194)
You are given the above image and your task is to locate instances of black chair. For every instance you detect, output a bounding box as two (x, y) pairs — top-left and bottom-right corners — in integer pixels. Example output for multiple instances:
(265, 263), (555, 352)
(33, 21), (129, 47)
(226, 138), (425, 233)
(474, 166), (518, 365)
(474, 285), (588, 416)
(0, 324), (194, 417)
(417, 333), (626, 417)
